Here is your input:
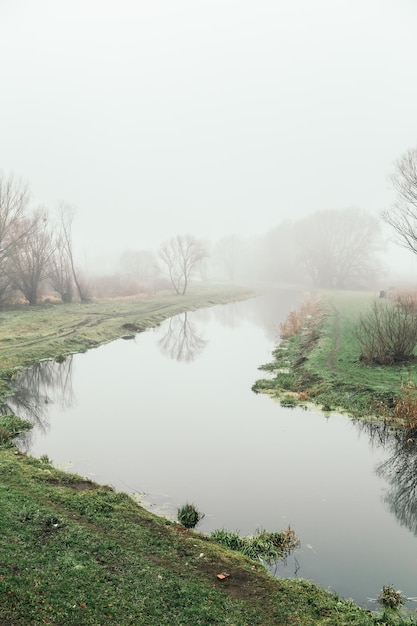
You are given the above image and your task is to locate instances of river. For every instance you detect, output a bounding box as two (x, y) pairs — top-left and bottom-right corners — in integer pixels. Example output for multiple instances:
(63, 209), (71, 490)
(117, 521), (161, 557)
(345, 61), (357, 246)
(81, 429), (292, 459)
(10, 288), (417, 609)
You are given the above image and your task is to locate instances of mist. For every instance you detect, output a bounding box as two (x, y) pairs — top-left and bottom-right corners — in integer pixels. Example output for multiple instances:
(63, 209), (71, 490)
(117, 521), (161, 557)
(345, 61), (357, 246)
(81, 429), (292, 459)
(1, 0), (417, 283)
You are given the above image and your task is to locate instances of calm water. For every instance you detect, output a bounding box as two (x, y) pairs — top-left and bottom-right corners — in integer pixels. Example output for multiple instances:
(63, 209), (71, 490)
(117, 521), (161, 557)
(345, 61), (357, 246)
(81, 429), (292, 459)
(11, 289), (417, 609)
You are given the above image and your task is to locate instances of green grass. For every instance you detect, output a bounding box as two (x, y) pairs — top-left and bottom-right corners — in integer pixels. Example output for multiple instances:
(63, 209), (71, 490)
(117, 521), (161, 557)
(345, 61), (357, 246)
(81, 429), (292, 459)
(254, 290), (417, 419)
(0, 449), (387, 625)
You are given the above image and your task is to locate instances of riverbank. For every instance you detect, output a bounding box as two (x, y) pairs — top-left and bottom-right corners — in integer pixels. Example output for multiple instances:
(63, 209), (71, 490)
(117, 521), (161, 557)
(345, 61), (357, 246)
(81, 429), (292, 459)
(253, 289), (417, 422)
(0, 285), (406, 624)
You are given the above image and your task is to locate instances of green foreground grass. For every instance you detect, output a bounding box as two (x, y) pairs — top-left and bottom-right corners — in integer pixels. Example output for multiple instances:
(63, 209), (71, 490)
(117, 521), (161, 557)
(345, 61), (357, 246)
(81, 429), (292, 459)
(0, 285), (408, 625)
(253, 289), (417, 420)
(0, 449), (383, 626)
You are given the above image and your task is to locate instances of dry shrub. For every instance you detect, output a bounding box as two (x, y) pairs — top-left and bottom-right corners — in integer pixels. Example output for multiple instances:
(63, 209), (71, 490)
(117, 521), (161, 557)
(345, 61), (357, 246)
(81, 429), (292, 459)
(393, 380), (417, 433)
(356, 299), (417, 364)
(387, 288), (417, 313)
(279, 294), (322, 339)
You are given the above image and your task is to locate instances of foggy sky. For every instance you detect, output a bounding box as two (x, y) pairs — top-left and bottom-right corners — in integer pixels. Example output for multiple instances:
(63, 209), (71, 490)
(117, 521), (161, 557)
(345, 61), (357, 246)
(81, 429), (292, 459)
(1, 0), (417, 266)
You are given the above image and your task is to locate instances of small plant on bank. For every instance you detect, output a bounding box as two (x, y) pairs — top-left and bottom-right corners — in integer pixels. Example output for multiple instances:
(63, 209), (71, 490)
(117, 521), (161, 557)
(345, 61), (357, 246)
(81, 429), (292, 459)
(377, 585), (407, 610)
(280, 395), (298, 408)
(0, 415), (32, 448)
(211, 526), (299, 566)
(177, 502), (205, 529)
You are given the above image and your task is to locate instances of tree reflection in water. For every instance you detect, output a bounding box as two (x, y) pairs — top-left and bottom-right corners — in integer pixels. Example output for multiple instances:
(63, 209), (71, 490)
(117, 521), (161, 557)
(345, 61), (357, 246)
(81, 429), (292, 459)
(356, 419), (417, 537)
(158, 312), (208, 362)
(3, 357), (74, 447)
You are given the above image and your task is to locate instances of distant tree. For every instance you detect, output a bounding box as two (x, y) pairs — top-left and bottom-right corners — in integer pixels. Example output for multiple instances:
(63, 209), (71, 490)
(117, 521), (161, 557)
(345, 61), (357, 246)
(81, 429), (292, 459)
(382, 146), (417, 255)
(0, 173), (34, 304)
(49, 214), (74, 302)
(55, 205), (88, 302)
(119, 249), (159, 290)
(259, 222), (303, 284)
(8, 209), (55, 305)
(159, 234), (207, 295)
(212, 235), (243, 282)
(49, 238), (74, 303)
(294, 207), (382, 289)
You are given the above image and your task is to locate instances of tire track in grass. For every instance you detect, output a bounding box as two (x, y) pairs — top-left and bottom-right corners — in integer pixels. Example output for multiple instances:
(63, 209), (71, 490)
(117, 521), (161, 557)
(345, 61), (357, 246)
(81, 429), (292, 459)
(326, 304), (341, 373)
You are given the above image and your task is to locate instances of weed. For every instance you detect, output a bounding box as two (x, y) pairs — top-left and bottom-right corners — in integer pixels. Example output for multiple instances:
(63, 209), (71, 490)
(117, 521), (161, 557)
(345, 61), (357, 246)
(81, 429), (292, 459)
(377, 585), (407, 609)
(177, 502), (204, 528)
(280, 395), (298, 407)
(211, 526), (300, 566)
(0, 414), (31, 448)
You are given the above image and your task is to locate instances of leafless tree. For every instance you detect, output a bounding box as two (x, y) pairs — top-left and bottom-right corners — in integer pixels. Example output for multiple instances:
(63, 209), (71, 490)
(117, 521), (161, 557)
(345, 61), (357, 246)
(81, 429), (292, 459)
(54, 204), (88, 302)
(159, 234), (207, 295)
(49, 224), (74, 303)
(294, 207), (382, 289)
(8, 209), (55, 305)
(382, 147), (417, 255)
(0, 173), (34, 304)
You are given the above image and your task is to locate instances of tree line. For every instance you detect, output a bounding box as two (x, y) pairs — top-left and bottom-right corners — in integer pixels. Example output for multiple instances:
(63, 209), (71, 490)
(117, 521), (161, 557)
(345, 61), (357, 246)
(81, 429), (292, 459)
(2, 144), (417, 305)
(0, 174), (87, 306)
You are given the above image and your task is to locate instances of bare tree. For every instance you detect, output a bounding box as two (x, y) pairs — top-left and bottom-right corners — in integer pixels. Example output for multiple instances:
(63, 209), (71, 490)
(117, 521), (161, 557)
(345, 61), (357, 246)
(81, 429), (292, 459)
(382, 147), (417, 254)
(55, 205), (88, 302)
(159, 234), (207, 295)
(294, 207), (382, 289)
(0, 173), (33, 304)
(8, 209), (55, 305)
(49, 225), (74, 302)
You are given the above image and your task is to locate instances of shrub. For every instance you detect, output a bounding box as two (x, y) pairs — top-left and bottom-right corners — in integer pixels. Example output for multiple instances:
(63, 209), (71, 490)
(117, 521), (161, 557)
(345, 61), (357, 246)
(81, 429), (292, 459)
(355, 300), (417, 364)
(177, 502), (204, 529)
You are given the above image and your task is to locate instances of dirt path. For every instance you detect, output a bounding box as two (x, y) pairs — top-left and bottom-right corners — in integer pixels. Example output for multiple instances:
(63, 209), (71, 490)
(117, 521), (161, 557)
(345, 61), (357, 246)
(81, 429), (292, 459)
(326, 303), (341, 372)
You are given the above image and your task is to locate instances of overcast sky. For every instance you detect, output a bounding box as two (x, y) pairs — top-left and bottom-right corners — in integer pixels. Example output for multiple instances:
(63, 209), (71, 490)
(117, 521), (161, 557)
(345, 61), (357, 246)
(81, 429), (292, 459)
(1, 0), (417, 266)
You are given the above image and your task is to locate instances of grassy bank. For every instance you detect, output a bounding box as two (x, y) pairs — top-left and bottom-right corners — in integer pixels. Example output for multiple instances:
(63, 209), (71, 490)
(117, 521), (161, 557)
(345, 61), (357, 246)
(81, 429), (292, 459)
(0, 449), (385, 626)
(253, 290), (417, 421)
(0, 285), (407, 624)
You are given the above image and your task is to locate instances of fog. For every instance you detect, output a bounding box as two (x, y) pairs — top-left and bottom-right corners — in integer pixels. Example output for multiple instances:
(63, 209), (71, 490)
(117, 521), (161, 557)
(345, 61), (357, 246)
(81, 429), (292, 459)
(1, 0), (417, 276)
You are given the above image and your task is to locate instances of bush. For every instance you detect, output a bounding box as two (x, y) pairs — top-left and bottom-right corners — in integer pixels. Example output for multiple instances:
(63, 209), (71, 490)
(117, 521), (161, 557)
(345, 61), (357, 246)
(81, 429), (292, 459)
(177, 502), (204, 529)
(355, 300), (417, 364)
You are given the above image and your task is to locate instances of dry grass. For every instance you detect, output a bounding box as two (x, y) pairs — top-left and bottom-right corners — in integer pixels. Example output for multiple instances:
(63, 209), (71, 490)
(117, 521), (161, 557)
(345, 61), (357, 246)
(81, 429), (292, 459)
(393, 379), (417, 433)
(279, 293), (322, 339)
(387, 288), (417, 313)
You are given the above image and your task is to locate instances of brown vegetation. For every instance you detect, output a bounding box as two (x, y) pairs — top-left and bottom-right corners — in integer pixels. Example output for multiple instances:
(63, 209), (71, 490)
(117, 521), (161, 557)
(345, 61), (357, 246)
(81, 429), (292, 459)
(279, 293), (322, 339)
